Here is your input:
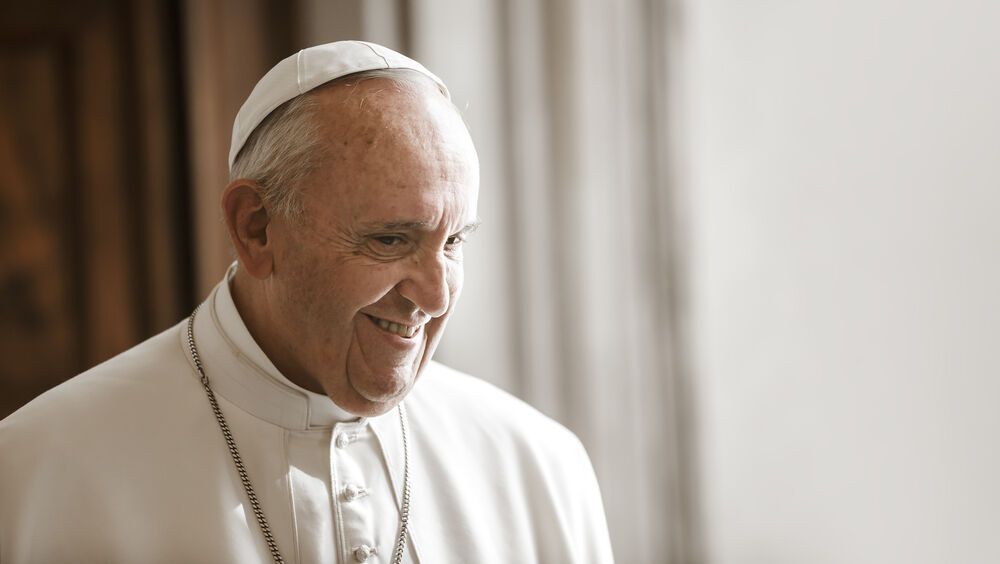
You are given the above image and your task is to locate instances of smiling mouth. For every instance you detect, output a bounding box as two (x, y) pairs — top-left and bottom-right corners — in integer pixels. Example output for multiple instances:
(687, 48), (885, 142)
(366, 314), (420, 338)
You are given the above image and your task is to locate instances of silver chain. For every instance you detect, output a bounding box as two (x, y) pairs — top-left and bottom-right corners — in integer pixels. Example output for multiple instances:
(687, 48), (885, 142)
(186, 306), (412, 564)
(392, 402), (412, 563)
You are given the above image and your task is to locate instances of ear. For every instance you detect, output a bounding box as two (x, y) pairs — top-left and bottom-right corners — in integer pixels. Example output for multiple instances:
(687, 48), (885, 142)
(221, 179), (274, 280)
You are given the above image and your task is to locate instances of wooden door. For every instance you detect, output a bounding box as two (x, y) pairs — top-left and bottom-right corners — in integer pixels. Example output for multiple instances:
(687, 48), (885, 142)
(0, 0), (193, 418)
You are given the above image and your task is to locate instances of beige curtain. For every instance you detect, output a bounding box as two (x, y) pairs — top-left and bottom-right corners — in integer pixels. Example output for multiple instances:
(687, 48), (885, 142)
(297, 1), (697, 560)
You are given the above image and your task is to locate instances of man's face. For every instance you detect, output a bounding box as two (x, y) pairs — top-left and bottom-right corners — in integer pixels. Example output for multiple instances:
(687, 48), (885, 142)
(265, 80), (479, 417)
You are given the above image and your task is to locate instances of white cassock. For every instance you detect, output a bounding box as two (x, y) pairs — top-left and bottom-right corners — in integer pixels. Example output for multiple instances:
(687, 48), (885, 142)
(0, 271), (614, 564)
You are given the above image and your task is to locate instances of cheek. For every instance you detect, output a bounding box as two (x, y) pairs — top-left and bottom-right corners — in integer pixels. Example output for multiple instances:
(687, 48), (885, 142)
(280, 260), (354, 317)
(343, 263), (409, 307)
(280, 271), (335, 322)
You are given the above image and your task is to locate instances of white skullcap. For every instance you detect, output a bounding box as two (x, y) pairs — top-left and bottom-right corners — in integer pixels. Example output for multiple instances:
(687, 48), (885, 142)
(229, 40), (450, 169)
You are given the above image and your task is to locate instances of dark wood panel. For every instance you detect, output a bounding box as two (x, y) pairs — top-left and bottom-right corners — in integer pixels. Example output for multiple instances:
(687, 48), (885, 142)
(0, 46), (79, 382)
(134, 0), (190, 330)
(0, 0), (194, 418)
(0, 1), (102, 40)
(74, 1), (140, 365)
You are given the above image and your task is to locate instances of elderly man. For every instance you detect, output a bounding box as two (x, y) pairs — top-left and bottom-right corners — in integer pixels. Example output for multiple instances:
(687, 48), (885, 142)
(0, 41), (613, 563)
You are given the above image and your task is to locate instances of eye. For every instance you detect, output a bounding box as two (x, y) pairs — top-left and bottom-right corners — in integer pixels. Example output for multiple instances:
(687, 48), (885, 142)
(374, 235), (405, 247)
(445, 235), (465, 247)
(365, 234), (412, 258)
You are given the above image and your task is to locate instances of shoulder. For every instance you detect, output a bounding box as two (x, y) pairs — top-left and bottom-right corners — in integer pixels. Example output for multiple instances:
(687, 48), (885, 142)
(407, 361), (589, 464)
(0, 321), (193, 449)
(0, 321), (204, 510)
(402, 363), (613, 561)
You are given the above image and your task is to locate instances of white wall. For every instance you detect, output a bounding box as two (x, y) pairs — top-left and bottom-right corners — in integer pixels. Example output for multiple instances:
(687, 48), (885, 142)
(676, 1), (1000, 562)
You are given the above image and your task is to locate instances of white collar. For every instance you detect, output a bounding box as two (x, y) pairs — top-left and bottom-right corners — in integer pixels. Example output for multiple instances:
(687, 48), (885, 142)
(188, 263), (360, 429)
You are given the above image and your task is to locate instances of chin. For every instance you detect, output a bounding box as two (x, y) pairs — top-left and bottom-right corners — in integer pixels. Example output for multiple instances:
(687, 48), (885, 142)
(349, 370), (416, 411)
(348, 391), (409, 418)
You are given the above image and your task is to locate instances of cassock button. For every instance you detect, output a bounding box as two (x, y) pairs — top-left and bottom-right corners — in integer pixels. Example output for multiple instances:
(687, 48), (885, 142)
(343, 483), (368, 501)
(335, 433), (353, 449)
(353, 544), (376, 562)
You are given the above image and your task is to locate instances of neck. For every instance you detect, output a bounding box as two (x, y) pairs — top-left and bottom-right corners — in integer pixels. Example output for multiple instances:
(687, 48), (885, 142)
(230, 267), (326, 395)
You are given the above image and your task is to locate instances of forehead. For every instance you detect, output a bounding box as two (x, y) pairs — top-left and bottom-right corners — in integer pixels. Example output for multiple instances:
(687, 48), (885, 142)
(302, 79), (480, 224)
(317, 78), (464, 152)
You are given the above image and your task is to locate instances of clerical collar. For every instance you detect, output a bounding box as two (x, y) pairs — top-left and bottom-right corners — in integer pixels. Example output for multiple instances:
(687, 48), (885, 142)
(186, 263), (359, 429)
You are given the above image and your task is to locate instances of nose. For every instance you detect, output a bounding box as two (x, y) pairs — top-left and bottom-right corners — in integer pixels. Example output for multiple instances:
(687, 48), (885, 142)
(396, 250), (453, 318)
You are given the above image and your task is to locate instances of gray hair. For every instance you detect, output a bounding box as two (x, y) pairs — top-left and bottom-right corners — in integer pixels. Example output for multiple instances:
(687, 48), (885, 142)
(229, 68), (450, 221)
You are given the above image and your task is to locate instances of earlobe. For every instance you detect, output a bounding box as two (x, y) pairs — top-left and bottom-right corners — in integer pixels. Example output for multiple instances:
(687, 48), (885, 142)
(221, 179), (274, 279)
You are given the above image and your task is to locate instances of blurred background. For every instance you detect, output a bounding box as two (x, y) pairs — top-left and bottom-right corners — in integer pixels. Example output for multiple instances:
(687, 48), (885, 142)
(2, 0), (998, 562)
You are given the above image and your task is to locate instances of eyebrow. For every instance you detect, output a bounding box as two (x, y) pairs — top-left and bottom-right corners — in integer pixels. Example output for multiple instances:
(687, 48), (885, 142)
(360, 219), (482, 235)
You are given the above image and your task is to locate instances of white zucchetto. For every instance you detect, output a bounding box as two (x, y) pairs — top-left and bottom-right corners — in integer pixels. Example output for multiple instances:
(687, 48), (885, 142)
(228, 40), (450, 169)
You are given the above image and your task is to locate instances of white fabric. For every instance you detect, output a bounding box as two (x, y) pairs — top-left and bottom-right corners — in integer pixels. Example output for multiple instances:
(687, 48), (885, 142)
(229, 40), (449, 168)
(0, 274), (614, 563)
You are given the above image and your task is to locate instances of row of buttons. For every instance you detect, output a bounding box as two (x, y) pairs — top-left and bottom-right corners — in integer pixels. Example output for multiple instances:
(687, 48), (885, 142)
(336, 429), (377, 562)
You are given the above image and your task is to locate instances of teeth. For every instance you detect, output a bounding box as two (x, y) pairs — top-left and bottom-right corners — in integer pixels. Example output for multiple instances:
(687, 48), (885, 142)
(374, 317), (418, 338)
